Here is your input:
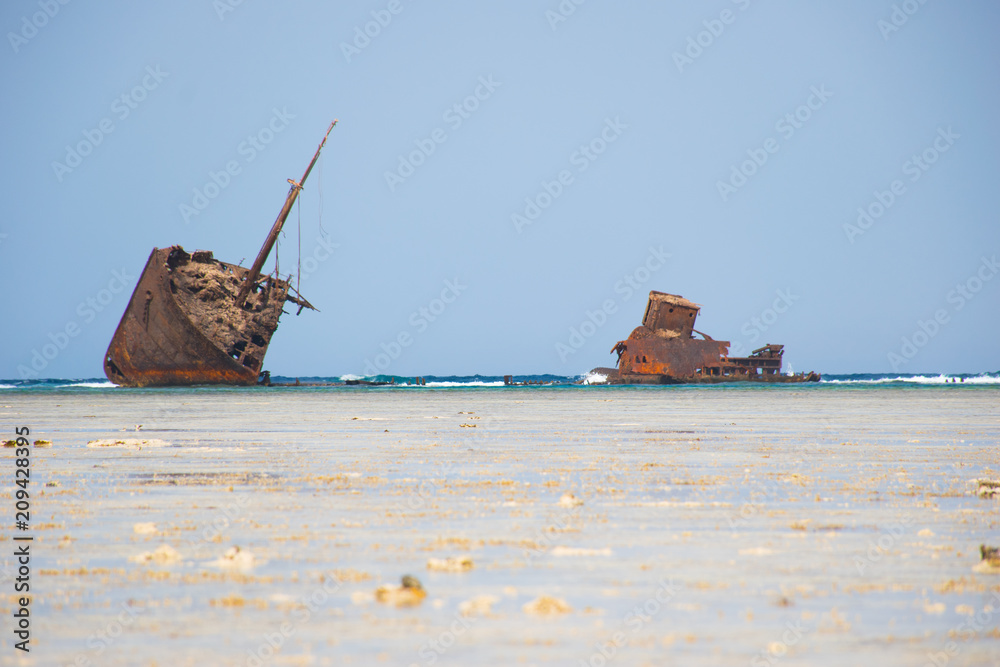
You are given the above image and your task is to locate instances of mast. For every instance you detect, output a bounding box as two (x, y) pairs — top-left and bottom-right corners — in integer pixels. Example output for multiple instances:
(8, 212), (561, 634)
(235, 119), (337, 307)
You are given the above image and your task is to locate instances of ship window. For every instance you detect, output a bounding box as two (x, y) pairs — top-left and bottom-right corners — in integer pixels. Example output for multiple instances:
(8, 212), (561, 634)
(242, 355), (259, 370)
(230, 340), (248, 360)
(105, 357), (123, 378)
(669, 308), (674, 313)
(250, 334), (266, 347)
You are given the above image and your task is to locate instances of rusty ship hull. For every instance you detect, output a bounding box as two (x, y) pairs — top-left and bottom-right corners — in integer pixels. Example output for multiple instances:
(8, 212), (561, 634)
(104, 247), (289, 387)
(589, 291), (820, 385)
(104, 120), (336, 388)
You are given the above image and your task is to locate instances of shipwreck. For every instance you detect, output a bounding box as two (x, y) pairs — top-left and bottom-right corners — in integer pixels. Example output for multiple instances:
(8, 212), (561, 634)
(588, 291), (820, 384)
(104, 121), (337, 387)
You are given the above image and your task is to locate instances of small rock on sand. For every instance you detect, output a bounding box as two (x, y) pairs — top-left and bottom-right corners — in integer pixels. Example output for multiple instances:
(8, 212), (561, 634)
(131, 544), (181, 565)
(976, 480), (1000, 498)
(208, 546), (256, 571)
(460, 595), (499, 616)
(972, 544), (1000, 574)
(133, 522), (158, 535)
(375, 575), (427, 607)
(523, 595), (572, 616)
(558, 493), (583, 508)
(427, 555), (474, 573)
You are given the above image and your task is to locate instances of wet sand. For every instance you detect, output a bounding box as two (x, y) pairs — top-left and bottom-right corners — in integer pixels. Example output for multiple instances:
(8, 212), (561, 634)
(3, 386), (999, 666)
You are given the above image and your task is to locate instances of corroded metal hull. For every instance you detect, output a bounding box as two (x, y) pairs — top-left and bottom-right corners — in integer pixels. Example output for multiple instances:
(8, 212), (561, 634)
(104, 246), (288, 387)
(590, 291), (820, 385)
(104, 121), (333, 388)
(589, 366), (821, 385)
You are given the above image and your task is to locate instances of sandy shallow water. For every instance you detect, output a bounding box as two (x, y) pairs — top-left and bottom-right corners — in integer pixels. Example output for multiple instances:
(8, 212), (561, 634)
(2, 386), (999, 666)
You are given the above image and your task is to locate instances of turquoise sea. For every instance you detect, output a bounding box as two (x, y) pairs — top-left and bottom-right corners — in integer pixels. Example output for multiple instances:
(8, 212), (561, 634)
(2, 371), (999, 392)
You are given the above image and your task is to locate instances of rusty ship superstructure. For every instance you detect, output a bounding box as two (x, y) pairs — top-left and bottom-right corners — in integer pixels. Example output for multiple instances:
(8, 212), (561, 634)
(589, 291), (820, 384)
(104, 121), (336, 387)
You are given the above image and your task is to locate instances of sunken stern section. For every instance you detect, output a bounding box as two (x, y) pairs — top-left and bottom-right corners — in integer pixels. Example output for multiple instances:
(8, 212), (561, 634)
(591, 291), (820, 385)
(104, 246), (288, 387)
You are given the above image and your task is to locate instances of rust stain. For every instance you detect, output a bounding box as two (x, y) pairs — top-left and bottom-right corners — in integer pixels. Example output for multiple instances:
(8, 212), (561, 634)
(103, 122), (337, 387)
(594, 291), (820, 384)
(104, 248), (287, 387)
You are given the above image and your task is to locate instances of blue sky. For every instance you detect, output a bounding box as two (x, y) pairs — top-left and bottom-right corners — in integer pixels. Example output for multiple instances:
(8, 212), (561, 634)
(2, 0), (998, 379)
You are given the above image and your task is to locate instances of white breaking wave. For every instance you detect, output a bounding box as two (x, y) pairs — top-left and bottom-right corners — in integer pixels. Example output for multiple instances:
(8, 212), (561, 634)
(582, 372), (608, 385)
(58, 381), (117, 388)
(419, 380), (506, 387)
(822, 374), (1000, 385)
(0, 384), (17, 389)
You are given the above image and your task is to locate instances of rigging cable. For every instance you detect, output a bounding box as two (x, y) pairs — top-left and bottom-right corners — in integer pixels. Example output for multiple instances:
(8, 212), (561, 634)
(297, 191), (302, 295)
(318, 149), (326, 236)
